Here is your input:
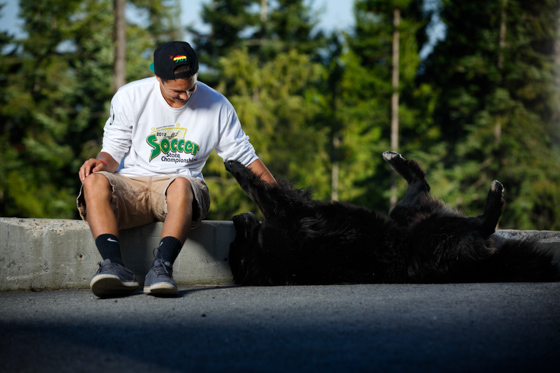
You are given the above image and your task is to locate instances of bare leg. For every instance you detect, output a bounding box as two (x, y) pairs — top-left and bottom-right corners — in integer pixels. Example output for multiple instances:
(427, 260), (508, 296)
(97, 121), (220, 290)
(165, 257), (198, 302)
(160, 177), (194, 245)
(82, 173), (118, 238)
(83, 174), (140, 297)
(143, 177), (195, 297)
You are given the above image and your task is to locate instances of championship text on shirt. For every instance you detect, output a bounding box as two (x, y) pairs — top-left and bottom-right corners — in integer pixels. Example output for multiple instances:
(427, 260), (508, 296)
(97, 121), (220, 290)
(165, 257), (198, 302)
(161, 152), (199, 164)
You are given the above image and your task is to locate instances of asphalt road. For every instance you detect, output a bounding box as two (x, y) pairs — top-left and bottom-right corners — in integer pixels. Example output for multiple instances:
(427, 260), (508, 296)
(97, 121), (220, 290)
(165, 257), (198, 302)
(1, 283), (559, 372)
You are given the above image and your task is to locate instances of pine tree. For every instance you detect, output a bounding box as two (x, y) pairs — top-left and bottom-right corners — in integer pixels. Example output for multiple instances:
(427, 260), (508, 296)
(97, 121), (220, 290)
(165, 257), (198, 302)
(0, 0), (180, 218)
(186, 0), (257, 79)
(336, 0), (428, 210)
(190, 0), (330, 219)
(421, 0), (560, 230)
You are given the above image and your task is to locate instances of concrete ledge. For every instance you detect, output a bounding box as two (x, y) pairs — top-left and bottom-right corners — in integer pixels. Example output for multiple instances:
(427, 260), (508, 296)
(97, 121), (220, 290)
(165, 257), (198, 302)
(0, 218), (235, 291)
(0, 218), (559, 291)
(494, 230), (560, 265)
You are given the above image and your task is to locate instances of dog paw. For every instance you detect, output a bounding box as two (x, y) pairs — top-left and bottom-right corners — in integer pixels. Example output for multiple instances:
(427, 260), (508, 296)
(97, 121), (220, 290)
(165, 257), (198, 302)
(382, 151), (401, 162)
(491, 180), (504, 195)
(232, 212), (260, 239)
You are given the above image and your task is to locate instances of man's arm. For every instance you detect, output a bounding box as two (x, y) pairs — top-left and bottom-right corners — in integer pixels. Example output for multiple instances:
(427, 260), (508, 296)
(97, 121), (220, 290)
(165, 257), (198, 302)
(247, 159), (276, 184)
(78, 151), (119, 182)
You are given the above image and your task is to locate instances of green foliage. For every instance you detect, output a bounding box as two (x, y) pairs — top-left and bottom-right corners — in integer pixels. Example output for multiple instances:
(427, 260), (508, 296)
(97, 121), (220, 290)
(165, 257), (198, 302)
(420, 0), (560, 229)
(334, 0), (426, 208)
(2, 0), (560, 231)
(194, 0), (330, 220)
(0, 0), (179, 218)
(203, 48), (329, 220)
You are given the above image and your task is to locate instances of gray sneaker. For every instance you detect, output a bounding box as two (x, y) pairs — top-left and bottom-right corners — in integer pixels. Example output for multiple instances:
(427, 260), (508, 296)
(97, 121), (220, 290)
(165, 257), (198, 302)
(144, 258), (178, 297)
(90, 259), (140, 298)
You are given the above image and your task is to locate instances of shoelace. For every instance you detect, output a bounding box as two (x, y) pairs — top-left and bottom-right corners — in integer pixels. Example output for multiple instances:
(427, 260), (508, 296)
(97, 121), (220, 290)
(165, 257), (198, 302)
(152, 259), (172, 277)
(151, 247), (173, 278)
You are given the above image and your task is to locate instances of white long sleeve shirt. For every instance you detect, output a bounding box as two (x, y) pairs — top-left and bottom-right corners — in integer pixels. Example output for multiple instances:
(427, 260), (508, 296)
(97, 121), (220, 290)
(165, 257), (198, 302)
(101, 77), (258, 181)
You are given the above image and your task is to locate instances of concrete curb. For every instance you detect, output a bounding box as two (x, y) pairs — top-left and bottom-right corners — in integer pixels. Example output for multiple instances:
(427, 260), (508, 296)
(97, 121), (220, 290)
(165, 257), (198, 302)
(0, 218), (235, 291)
(1, 218), (559, 291)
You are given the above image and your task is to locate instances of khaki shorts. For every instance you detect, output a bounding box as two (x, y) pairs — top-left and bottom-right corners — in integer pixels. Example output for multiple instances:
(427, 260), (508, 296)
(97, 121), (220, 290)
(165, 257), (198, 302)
(77, 172), (210, 230)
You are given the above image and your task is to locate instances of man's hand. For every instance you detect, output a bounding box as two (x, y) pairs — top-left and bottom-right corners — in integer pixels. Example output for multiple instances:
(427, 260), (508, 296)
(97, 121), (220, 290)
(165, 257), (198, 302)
(79, 152), (118, 182)
(79, 158), (108, 182)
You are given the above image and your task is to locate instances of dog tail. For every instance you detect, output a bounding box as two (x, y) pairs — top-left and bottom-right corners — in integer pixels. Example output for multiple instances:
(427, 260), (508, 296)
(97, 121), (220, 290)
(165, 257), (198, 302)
(473, 239), (559, 282)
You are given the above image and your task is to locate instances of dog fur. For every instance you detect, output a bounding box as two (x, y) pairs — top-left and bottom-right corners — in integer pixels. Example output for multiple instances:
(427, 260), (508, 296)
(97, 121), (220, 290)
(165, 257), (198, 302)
(225, 152), (558, 285)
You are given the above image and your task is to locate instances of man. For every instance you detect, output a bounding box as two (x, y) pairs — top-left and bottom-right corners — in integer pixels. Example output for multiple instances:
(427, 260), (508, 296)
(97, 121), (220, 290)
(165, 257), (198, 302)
(78, 41), (275, 298)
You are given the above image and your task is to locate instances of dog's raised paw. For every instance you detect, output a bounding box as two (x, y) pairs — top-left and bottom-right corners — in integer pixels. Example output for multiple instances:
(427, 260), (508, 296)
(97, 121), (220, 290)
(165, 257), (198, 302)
(382, 151), (401, 162)
(491, 180), (504, 195)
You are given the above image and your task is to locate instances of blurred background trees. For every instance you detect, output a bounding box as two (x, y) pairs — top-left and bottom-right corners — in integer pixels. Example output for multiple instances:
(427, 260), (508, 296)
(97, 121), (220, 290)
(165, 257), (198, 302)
(1, 0), (559, 230)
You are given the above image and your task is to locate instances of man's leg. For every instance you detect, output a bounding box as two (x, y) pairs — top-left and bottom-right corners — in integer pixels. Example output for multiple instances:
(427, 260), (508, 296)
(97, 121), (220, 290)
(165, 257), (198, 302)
(82, 173), (119, 238)
(161, 177), (194, 244)
(82, 173), (139, 297)
(144, 177), (195, 297)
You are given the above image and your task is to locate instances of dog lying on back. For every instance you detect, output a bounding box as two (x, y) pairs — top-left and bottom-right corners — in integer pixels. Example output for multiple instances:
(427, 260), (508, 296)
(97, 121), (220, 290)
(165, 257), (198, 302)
(225, 152), (558, 285)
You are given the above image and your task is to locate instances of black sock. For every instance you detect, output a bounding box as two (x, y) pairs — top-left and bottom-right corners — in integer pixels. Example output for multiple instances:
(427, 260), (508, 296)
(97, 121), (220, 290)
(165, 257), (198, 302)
(156, 236), (183, 264)
(95, 234), (124, 266)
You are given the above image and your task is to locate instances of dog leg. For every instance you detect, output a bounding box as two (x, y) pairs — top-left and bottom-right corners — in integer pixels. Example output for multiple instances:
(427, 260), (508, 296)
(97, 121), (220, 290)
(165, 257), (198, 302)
(383, 152), (431, 221)
(230, 212), (261, 284)
(469, 180), (505, 237)
(383, 151), (429, 187)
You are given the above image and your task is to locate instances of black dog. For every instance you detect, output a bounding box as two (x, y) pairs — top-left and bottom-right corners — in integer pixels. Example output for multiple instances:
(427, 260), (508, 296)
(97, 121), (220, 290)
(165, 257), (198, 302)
(225, 152), (558, 285)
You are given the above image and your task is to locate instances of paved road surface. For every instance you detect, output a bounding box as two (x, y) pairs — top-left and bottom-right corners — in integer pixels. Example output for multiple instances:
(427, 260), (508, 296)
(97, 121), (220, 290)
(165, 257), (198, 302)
(1, 283), (559, 372)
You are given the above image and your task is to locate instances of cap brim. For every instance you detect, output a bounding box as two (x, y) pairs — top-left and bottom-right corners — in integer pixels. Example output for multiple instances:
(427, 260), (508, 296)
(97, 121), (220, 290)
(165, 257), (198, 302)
(149, 62), (155, 73)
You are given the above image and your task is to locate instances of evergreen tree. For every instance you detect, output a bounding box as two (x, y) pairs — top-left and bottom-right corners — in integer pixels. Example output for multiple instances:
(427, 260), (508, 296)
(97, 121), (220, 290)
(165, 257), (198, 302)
(421, 0), (560, 230)
(189, 0), (330, 219)
(337, 0), (428, 210)
(251, 0), (325, 62)
(189, 0), (325, 84)
(0, 0), (180, 218)
(187, 0), (258, 76)
(0, 2), (19, 216)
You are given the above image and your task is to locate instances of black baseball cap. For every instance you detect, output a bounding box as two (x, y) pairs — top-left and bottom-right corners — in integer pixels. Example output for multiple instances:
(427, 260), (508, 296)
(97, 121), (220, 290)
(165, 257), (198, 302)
(149, 41), (199, 80)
